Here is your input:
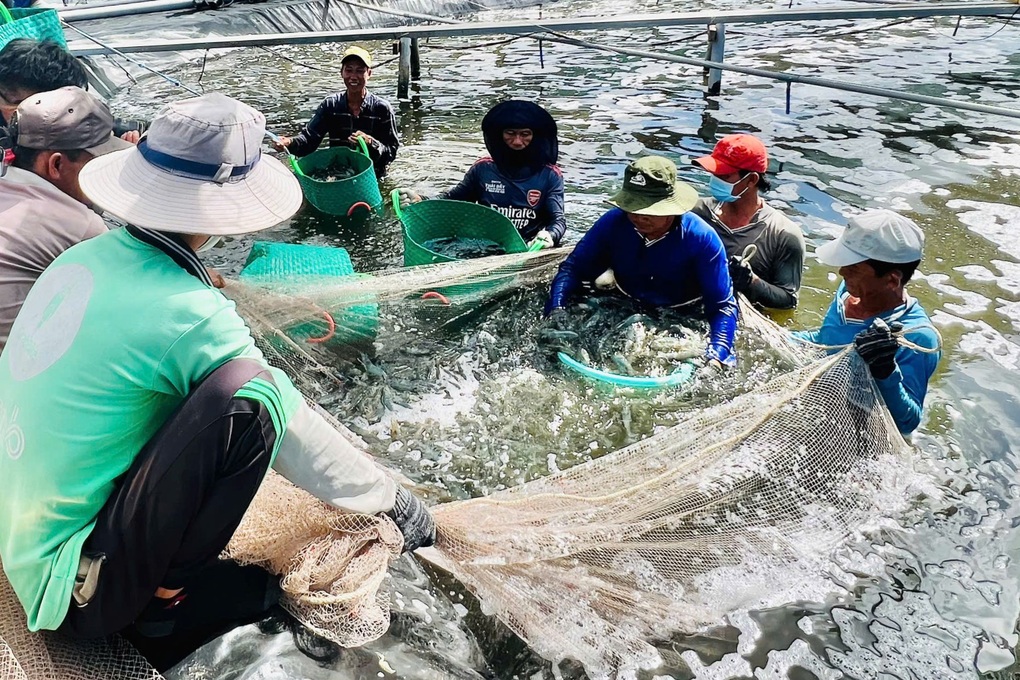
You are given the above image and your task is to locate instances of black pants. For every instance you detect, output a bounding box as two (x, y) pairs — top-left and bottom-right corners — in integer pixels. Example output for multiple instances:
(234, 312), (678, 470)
(58, 359), (280, 640)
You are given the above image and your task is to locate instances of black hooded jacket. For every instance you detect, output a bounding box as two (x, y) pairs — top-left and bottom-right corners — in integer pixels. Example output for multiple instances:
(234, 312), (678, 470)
(440, 101), (566, 245)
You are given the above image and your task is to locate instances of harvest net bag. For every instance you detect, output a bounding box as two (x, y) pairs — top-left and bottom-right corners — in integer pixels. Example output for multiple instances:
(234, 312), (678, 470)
(0, 252), (917, 679)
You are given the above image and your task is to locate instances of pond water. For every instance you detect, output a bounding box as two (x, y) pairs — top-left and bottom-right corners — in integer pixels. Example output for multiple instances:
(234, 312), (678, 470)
(104, 1), (1020, 677)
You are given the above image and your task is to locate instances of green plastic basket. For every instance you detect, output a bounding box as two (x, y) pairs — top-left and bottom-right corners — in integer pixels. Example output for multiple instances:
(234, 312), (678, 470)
(292, 136), (382, 216)
(0, 7), (66, 50)
(239, 241), (378, 347)
(392, 189), (531, 267)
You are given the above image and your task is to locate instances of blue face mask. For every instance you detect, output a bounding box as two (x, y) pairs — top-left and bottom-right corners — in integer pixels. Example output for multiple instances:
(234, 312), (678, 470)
(708, 175), (750, 203)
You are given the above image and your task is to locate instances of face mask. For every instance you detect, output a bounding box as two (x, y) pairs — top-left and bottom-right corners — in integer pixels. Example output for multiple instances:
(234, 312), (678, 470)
(708, 175), (751, 204)
(195, 235), (221, 254)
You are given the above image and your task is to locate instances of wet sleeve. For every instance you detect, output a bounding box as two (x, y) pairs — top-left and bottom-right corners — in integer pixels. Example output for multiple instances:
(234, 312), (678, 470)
(440, 163), (483, 203)
(272, 401), (397, 514)
(689, 215), (738, 365)
(288, 99), (332, 157)
(545, 212), (615, 314)
(875, 328), (941, 435)
(542, 168), (567, 245)
(370, 100), (399, 167)
(746, 227), (805, 309)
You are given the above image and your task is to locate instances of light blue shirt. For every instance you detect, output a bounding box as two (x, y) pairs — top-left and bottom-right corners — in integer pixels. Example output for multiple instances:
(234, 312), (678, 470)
(793, 282), (940, 435)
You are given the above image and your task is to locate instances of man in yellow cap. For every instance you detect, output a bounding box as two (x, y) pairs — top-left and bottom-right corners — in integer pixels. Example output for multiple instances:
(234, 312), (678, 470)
(272, 45), (398, 177)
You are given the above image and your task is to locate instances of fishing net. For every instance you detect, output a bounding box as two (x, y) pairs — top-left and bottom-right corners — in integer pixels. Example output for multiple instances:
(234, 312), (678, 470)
(0, 246), (918, 680)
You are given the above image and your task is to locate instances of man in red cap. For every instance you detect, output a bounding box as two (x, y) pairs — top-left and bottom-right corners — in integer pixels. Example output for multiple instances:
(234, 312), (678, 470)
(692, 134), (805, 310)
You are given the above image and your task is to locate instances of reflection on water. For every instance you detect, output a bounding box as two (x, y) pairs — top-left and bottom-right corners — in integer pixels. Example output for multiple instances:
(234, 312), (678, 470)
(109, 1), (1020, 676)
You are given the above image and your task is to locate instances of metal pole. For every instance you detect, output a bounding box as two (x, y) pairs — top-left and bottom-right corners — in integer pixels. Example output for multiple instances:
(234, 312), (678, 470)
(410, 37), (421, 81)
(397, 37), (412, 99)
(547, 32), (1020, 120)
(65, 4), (1020, 55)
(61, 0), (195, 22)
(705, 23), (725, 96)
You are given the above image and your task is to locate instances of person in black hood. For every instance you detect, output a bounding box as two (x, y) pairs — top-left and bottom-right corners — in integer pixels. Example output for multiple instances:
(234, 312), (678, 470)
(399, 100), (566, 248)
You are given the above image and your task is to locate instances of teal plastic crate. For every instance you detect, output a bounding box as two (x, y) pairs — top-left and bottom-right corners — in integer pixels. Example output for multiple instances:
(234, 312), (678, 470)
(239, 241), (378, 347)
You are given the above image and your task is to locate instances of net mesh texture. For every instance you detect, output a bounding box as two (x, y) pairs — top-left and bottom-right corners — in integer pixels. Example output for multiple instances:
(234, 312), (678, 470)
(0, 250), (916, 680)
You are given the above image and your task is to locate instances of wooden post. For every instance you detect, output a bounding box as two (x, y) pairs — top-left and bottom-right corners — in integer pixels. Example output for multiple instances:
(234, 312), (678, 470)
(397, 37), (411, 99)
(410, 37), (421, 80)
(704, 23), (725, 95)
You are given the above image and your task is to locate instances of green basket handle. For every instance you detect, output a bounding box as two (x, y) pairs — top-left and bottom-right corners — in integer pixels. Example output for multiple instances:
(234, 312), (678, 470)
(390, 188), (404, 220)
(527, 239), (545, 252)
(0, 4), (15, 24)
(356, 135), (370, 158)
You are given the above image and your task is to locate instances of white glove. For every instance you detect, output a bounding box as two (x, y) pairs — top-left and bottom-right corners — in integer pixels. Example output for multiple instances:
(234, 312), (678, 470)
(594, 269), (617, 290)
(528, 229), (555, 250)
(398, 188), (422, 209)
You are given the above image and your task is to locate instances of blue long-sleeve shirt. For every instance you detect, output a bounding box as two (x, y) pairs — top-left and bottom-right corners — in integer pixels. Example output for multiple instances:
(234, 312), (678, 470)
(441, 159), (566, 245)
(792, 282), (940, 435)
(546, 208), (738, 365)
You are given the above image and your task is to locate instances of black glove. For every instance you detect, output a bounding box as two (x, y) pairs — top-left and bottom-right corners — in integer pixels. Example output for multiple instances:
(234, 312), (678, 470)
(387, 485), (436, 553)
(537, 308), (578, 357)
(853, 319), (903, 380)
(727, 256), (755, 294)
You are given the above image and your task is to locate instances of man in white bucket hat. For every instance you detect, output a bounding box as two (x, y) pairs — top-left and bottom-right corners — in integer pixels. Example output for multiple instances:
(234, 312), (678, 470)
(794, 209), (941, 435)
(0, 93), (434, 666)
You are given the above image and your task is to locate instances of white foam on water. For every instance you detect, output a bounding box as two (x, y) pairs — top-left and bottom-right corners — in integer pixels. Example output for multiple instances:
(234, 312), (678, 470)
(991, 260), (1020, 295)
(921, 273), (991, 316)
(947, 200), (1020, 260)
(962, 141), (1020, 172)
(956, 322), (1020, 371)
(995, 298), (1020, 332)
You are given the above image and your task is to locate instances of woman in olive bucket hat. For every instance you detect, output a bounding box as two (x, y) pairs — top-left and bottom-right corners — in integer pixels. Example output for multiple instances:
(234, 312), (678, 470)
(543, 155), (738, 370)
(398, 100), (565, 249)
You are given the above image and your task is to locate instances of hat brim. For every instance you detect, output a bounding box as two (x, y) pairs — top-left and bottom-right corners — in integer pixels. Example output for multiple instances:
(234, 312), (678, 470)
(341, 54), (372, 68)
(815, 237), (868, 267)
(692, 154), (739, 176)
(85, 134), (133, 158)
(79, 147), (303, 235)
(606, 181), (698, 216)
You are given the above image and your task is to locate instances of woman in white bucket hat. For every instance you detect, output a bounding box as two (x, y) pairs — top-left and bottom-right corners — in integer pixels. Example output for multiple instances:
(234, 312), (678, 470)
(0, 93), (434, 670)
(792, 209), (941, 436)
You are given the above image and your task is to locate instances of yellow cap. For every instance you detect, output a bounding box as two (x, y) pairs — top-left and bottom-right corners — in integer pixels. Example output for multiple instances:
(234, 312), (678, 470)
(341, 46), (373, 68)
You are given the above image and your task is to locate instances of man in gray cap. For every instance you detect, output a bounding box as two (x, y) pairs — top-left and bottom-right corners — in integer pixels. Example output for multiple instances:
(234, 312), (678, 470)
(0, 85), (131, 352)
(0, 92), (434, 670)
(793, 209), (941, 435)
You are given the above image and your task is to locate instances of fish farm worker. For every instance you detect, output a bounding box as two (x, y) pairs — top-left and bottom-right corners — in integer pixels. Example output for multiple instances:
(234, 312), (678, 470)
(0, 94), (434, 669)
(0, 86), (131, 353)
(272, 45), (399, 177)
(544, 156), (738, 369)
(398, 100), (566, 249)
(0, 38), (146, 142)
(793, 210), (940, 435)
(691, 133), (805, 309)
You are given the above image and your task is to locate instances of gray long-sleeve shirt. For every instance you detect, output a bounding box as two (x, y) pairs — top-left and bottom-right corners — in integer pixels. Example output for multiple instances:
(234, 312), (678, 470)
(691, 197), (806, 309)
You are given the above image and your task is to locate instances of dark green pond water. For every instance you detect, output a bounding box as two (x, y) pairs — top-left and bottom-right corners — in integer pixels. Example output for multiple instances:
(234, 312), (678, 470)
(104, 1), (1020, 677)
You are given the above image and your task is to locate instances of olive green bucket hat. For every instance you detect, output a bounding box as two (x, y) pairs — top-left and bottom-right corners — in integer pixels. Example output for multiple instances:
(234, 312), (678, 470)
(607, 156), (699, 216)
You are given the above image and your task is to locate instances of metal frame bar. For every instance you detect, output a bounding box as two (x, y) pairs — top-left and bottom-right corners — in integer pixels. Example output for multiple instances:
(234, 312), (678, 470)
(67, 3), (1019, 55)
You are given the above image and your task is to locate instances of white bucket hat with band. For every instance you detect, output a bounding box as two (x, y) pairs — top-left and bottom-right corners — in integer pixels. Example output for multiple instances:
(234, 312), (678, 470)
(816, 209), (924, 267)
(79, 93), (302, 235)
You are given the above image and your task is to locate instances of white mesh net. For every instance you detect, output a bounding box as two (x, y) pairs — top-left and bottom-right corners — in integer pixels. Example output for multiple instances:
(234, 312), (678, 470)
(0, 254), (916, 680)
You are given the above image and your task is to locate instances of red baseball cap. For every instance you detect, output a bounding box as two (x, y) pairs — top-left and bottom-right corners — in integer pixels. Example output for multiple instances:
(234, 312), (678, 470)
(693, 134), (768, 175)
